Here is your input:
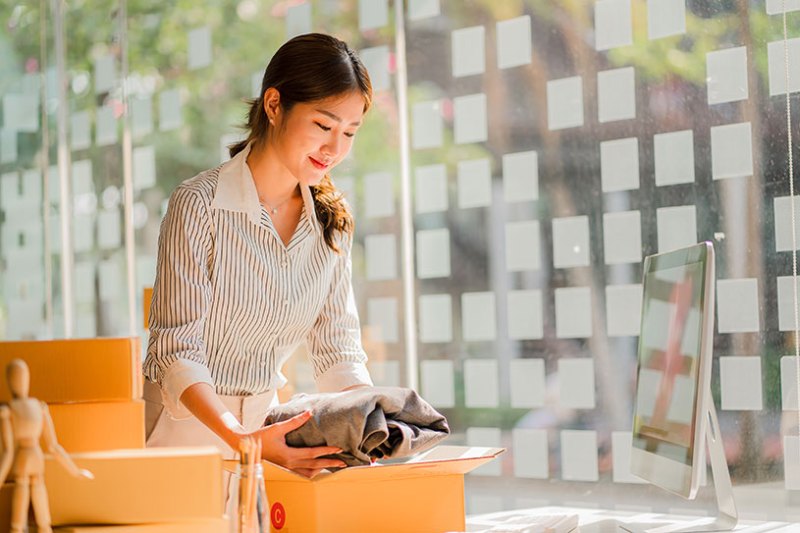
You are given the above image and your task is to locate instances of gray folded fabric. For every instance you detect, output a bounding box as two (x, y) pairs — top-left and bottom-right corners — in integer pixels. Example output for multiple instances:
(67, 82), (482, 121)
(263, 386), (450, 467)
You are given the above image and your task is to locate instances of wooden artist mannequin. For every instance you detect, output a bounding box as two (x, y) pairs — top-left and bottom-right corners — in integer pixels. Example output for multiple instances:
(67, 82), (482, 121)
(0, 359), (93, 533)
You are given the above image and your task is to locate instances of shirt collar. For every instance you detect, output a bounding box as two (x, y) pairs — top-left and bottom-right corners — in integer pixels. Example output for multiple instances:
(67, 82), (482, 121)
(210, 141), (319, 233)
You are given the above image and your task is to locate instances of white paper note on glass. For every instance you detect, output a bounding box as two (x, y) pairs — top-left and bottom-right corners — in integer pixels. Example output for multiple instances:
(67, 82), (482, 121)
(561, 430), (599, 481)
(457, 158), (491, 208)
(768, 38), (800, 95)
(598, 67), (636, 123)
(3, 94), (39, 133)
(603, 210), (642, 265)
(462, 291), (496, 342)
(95, 105), (118, 147)
(600, 137), (639, 192)
(416, 228), (450, 279)
(412, 100), (443, 149)
(131, 96), (153, 138)
(454, 93), (487, 144)
(606, 284), (643, 337)
(711, 122), (753, 180)
(415, 164), (448, 214)
(452, 26), (485, 77)
(364, 171), (395, 218)
(558, 358), (595, 409)
(503, 150), (538, 202)
(408, 0), (440, 19)
(464, 359), (499, 408)
(509, 358), (545, 408)
(1, 128), (18, 164)
(359, 0), (388, 31)
(369, 361), (400, 387)
(552, 215), (590, 268)
(654, 129), (694, 186)
(767, 0), (800, 13)
(286, 2), (312, 39)
(656, 205), (696, 253)
(706, 47), (749, 104)
(20, 169), (41, 207)
(421, 359), (455, 407)
(555, 286), (592, 338)
(595, 0), (633, 51)
(133, 145), (156, 191)
(508, 290), (543, 341)
(647, 0), (686, 39)
(497, 15), (532, 69)
(505, 220), (541, 272)
(418, 294), (452, 343)
(364, 233), (397, 280)
(98, 258), (122, 300)
(70, 111), (91, 151)
(73, 214), (95, 253)
(367, 297), (399, 343)
(717, 278), (760, 333)
(720, 356), (762, 410)
(547, 76), (583, 130)
(73, 261), (96, 304)
(72, 160), (94, 195)
(188, 26), (212, 70)
(94, 54), (116, 94)
(784, 435), (800, 490)
(774, 196), (800, 251)
(97, 208), (122, 250)
(158, 89), (182, 131)
(777, 276), (800, 331)
(513, 428), (548, 479)
(359, 45), (390, 92)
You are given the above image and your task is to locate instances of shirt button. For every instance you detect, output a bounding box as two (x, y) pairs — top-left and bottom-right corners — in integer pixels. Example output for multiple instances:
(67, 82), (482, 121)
(283, 298), (289, 306)
(260, 361), (266, 367)
(281, 259), (289, 268)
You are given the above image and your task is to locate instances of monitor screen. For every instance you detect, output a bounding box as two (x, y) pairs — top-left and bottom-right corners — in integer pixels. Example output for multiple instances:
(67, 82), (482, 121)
(632, 255), (707, 467)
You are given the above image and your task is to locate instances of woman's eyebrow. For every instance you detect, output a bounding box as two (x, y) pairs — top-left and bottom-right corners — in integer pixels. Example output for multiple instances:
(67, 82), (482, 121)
(315, 109), (361, 127)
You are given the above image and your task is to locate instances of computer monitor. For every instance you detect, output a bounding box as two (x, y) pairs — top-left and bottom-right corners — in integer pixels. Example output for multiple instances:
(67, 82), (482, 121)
(628, 242), (737, 532)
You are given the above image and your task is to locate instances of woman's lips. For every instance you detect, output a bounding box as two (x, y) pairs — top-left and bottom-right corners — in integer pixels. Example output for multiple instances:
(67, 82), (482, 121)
(309, 157), (328, 170)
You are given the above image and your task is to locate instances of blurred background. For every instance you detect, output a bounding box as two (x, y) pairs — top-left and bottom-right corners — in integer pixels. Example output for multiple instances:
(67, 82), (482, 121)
(2, 0), (800, 521)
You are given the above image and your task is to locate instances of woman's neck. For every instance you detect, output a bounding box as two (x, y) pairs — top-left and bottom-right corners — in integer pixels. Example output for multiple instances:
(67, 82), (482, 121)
(246, 141), (301, 205)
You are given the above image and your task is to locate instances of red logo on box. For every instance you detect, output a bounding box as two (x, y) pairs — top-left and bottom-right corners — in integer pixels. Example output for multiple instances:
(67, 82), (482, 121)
(271, 502), (286, 530)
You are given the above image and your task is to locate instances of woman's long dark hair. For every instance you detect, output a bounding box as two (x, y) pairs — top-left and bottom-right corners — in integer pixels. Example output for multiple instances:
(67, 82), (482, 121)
(229, 33), (373, 254)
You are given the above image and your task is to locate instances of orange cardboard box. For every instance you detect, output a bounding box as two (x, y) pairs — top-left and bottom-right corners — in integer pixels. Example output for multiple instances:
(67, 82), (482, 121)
(45, 401), (145, 452)
(227, 445), (504, 533)
(55, 519), (229, 532)
(45, 447), (223, 526)
(0, 338), (142, 403)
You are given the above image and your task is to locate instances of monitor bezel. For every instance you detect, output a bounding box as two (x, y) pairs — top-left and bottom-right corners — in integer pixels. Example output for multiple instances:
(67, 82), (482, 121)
(630, 241), (715, 499)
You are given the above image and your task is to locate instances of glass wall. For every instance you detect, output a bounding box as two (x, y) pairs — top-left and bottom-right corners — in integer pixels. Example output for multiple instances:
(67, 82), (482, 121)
(2, 0), (800, 521)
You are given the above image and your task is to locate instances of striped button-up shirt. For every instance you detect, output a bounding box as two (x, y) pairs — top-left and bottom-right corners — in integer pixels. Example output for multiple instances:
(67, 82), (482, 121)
(144, 142), (372, 418)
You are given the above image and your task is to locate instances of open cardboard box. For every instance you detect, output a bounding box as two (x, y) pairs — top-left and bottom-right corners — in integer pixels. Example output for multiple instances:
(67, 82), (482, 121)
(226, 445), (504, 533)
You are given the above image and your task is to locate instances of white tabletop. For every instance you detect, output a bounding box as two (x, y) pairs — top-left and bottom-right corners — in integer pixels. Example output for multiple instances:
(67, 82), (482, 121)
(465, 506), (798, 532)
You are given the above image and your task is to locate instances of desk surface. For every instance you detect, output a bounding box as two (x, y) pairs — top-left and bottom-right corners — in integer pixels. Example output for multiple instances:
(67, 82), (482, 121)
(466, 506), (798, 532)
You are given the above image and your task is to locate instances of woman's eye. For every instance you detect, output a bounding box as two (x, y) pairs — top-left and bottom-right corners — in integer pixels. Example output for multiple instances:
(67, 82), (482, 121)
(316, 122), (331, 132)
(344, 132), (355, 138)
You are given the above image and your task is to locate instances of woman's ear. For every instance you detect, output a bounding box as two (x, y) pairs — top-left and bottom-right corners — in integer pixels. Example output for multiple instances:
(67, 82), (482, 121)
(263, 87), (281, 125)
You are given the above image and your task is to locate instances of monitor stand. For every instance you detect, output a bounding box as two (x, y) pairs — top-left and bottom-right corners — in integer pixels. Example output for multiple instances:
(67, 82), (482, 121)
(619, 391), (738, 533)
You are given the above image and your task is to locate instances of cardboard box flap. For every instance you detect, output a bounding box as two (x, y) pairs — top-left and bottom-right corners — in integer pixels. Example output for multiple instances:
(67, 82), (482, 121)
(226, 445), (505, 484)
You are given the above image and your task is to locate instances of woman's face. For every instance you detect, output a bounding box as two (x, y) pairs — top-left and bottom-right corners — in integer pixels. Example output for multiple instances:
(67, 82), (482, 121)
(269, 90), (365, 187)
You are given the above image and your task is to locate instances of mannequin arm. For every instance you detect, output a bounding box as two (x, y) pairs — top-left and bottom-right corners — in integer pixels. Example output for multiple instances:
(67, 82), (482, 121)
(0, 407), (12, 485)
(41, 402), (93, 480)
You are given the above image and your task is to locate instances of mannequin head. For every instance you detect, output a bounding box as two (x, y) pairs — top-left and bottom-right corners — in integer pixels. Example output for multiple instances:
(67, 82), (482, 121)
(7, 359), (29, 399)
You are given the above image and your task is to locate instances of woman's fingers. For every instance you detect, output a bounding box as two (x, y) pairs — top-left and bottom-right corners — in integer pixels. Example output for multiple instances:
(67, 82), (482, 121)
(271, 410), (314, 435)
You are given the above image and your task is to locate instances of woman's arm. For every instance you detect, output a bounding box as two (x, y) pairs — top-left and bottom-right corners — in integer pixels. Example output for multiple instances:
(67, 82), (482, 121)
(180, 383), (347, 476)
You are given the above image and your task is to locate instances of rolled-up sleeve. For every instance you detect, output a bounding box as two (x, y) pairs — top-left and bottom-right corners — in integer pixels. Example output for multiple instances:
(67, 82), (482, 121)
(307, 237), (373, 392)
(145, 186), (215, 419)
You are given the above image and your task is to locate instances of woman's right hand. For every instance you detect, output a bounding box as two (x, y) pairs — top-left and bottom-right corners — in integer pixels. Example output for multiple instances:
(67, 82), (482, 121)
(251, 410), (346, 478)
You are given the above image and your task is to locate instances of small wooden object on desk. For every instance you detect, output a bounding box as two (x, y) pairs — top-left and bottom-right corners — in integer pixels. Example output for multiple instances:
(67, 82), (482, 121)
(0, 359), (93, 533)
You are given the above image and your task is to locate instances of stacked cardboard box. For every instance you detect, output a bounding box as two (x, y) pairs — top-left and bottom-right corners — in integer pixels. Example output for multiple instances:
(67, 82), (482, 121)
(0, 337), (145, 453)
(0, 337), (227, 532)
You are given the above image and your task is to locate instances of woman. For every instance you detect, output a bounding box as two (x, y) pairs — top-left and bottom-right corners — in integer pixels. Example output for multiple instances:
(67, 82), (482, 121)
(143, 33), (374, 479)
